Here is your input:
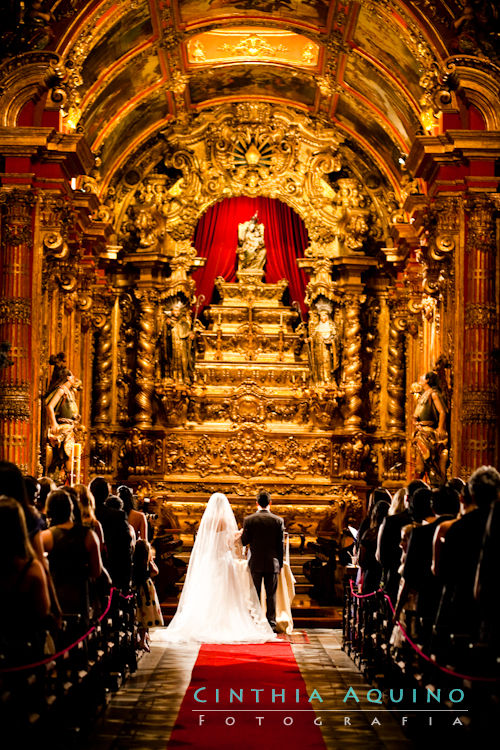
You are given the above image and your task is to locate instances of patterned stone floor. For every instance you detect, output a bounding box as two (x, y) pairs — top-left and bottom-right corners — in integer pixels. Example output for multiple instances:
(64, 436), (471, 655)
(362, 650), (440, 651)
(79, 629), (422, 749)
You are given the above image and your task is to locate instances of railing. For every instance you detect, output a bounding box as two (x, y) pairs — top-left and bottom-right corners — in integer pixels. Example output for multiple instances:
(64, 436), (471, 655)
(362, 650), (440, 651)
(0, 588), (137, 744)
(343, 570), (500, 735)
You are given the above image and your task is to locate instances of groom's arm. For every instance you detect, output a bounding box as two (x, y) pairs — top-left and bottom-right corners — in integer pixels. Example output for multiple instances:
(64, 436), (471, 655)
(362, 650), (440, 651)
(277, 519), (284, 569)
(241, 518), (250, 547)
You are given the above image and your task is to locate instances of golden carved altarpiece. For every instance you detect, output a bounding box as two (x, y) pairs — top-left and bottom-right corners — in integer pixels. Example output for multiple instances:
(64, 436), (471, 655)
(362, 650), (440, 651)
(81, 101), (416, 541)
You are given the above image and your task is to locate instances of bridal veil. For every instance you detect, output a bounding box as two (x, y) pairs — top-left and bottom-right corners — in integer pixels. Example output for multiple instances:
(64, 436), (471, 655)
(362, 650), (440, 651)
(152, 492), (276, 643)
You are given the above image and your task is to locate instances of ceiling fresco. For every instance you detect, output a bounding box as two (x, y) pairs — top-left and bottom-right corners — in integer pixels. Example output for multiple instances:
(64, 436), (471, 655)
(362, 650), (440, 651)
(188, 63), (318, 107)
(175, 0), (331, 29)
(2, 0), (497, 199)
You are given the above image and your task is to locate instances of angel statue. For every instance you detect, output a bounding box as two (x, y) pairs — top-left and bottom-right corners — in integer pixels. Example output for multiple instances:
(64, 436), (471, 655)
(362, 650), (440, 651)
(45, 355), (83, 480)
(237, 212), (266, 272)
(412, 370), (449, 486)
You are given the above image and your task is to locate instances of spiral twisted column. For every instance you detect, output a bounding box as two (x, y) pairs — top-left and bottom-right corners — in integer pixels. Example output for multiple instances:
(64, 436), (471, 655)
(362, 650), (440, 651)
(0, 189), (37, 470)
(343, 293), (363, 432)
(134, 288), (157, 428)
(387, 304), (406, 433)
(92, 294), (114, 426)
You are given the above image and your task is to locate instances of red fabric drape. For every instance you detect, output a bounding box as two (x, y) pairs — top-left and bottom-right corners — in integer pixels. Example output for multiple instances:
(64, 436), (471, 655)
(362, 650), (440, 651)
(191, 197), (309, 312)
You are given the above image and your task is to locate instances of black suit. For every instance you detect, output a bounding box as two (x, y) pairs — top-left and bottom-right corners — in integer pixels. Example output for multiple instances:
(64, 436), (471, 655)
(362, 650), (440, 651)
(241, 508), (284, 626)
(377, 509), (412, 602)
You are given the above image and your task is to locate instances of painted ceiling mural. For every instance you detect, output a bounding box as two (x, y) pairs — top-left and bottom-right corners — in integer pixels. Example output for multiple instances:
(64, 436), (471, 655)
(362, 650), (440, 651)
(1, 0), (498, 202)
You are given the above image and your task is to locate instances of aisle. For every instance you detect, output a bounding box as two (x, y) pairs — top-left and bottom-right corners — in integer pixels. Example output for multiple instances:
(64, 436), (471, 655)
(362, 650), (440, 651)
(82, 630), (412, 750)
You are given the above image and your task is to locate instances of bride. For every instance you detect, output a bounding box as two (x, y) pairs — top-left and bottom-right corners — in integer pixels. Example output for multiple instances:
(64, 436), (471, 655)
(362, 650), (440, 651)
(153, 493), (276, 643)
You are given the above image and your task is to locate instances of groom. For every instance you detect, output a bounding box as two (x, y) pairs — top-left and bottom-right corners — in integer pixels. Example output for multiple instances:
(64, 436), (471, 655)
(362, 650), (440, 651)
(241, 490), (285, 631)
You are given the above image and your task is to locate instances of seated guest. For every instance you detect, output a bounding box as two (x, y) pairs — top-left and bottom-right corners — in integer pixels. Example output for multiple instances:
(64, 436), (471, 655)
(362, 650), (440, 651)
(0, 461), (45, 562)
(390, 488), (435, 647)
(432, 480), (468, 578)
(0, 496), (52, 665)
(435, 471), (492, 645)
(358, 499), (390, 593)
(41, 490), (102, 629)
(396, 484), (459, 645)
(89, 477), (134, 591)
(377, 479), (428, 603)
(472, 467), (500, 652)
(74, 483), (105, 549)
(38, 476), (56, 516)
(117, 485), (148, 541)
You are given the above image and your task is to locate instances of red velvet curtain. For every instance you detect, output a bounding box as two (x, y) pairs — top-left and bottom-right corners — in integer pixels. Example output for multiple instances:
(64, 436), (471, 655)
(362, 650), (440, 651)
(191, 197), (309, 312)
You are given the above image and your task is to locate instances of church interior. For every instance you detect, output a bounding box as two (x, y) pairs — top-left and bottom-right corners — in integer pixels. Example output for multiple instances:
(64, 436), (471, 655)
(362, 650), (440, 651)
(0, 1), (499, 747)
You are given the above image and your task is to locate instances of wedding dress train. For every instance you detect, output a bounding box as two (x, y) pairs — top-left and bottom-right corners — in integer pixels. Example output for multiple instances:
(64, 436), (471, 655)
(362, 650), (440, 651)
(152, 493), (276, 644)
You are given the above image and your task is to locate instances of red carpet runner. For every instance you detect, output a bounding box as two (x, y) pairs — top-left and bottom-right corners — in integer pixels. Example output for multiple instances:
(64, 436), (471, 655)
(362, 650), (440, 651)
(168, 642), (326, 749)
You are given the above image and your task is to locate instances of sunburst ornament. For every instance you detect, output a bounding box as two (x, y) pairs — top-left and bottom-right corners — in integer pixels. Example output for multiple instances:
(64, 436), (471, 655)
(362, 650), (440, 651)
(233, 137), (273, 169)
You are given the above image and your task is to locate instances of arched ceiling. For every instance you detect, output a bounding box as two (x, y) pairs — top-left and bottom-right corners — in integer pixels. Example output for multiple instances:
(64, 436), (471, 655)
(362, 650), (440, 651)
(3, 1), (499, 195)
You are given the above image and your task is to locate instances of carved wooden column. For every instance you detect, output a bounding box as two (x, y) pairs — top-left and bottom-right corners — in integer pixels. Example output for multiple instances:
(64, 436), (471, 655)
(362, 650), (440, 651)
(461, 195), (498, 473)
(0, 189), (37, 470)
(92, 292), (114, 427)
(386, 299), (406, 434)
(134, 288), (157, 428)
(343, 292), (363, 431)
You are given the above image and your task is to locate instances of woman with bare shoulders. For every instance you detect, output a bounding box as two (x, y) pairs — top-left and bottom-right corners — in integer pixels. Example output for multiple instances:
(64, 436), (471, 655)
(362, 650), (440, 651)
(0, 497), (52, 665)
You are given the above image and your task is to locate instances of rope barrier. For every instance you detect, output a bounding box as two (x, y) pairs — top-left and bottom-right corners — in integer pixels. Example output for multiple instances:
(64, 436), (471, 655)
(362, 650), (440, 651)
(0, 587), (135, 675)
(348, 579), (498, 684)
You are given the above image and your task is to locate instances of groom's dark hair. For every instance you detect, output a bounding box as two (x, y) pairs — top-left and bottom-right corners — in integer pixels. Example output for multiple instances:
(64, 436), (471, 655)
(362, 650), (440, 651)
(257, 490), (271, 508)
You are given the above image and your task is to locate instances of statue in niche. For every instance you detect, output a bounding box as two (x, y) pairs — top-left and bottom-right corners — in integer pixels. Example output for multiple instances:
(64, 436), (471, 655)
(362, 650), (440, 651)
(237, 212), (266, 272)
(158, 300), (196, 384)
(412, 370), (449, 485)
(45, 355), (83, 478)
(309, 302), (341, 385)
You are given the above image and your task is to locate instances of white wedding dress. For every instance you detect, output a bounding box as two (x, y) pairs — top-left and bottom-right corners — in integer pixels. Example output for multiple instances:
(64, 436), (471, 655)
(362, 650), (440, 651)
(152, 493), (276, 643)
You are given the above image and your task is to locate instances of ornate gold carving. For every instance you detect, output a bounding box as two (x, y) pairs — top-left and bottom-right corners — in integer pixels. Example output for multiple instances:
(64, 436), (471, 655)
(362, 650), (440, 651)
(465, 303), (498, 329)
(119, 428), (163, 475)
(466, 195), (496, 251)
(163, 426), (332, 480)
(91, 292), (114, 426)
(462, 388), (497, 423)
(386, 297), (406, 432)
(0, 383), (30, 420)
(90, 429), (114, 474)
(134, 288), (158, 427)
(0, 189), (36, 247)
(419, 196), (461, 296)
(0, 298), (31, 324)
(342, 294), (363, 431)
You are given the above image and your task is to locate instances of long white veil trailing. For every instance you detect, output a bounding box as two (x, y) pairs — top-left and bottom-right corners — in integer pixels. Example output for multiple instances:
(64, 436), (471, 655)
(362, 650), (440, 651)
(152, 493), (276, 643)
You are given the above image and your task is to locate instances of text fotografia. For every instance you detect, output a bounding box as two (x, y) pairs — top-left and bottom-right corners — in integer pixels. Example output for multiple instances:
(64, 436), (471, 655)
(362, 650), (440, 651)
(197, 715), (466, 727)
(192, 686), (465, 705)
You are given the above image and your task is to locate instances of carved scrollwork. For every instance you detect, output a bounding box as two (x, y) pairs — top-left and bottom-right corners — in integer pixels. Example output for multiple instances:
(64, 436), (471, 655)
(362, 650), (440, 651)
(419, 196), (462, 296)
(161, 425), (332, 480)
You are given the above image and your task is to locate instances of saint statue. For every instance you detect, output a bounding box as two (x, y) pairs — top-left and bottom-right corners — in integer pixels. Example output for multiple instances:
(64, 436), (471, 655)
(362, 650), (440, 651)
(412, 371), (449, 485)
(45, 360), (82, 478)
(309, 305), (340, 385)
(237, 212), (266, 272)
(159, 301), (196, 383)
